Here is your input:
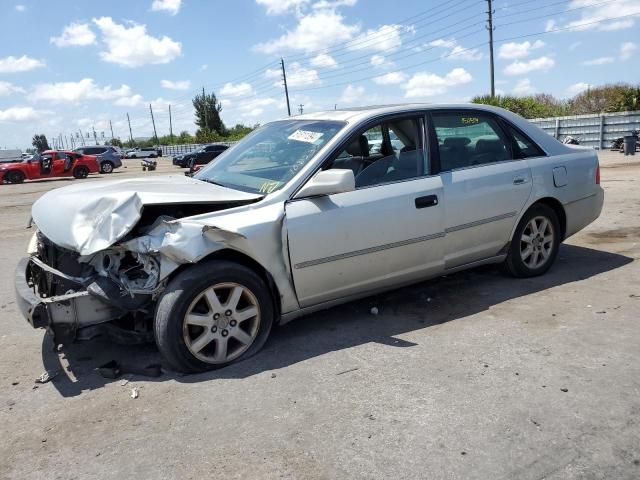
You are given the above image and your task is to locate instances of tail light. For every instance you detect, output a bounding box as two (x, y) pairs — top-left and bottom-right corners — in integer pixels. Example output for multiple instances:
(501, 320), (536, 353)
(595, 162), (600, 185)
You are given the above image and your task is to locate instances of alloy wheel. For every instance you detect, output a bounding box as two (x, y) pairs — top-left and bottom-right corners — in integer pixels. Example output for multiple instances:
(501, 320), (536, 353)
(520, 215), (554, 269)
(182, 282), (261, 364)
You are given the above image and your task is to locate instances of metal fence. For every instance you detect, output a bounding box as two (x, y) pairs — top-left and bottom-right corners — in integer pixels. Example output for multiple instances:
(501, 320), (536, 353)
(160, 142), (237, 156)
(529, 110), (640, 149)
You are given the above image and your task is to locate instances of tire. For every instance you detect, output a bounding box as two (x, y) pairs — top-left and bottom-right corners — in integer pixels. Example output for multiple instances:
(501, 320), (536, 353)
(504, 204), (561, 278)
(6, 170), (25, 184)
(155, 260), (274, 373)
(100, 161), (114, 174)
(149, 154), (157, 158)
(73, 166), (89, 179)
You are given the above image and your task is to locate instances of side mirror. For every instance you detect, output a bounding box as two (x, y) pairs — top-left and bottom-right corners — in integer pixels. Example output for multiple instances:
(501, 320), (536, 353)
(295, 169), (355, 199)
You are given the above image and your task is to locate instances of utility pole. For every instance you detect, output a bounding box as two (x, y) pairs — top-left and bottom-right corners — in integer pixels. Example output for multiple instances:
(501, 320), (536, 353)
(202, 87), (209, 130)
(298, 104), (304, 115)
(64, 135), (69, 149)
(281, 58), (291, 117)
(78, 129), (85, 146)
(92, 126), (98, 145)
(109, 120), (115, 141)
(149, 104), (159, 145)
(126, 113), (134, 146)
(169, 104), (174, 143)
(486, 0), (495, 97)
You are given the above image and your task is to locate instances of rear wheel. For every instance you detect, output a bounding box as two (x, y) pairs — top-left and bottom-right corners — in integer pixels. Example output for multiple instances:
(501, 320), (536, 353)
(73, 166), (89, 179)
(6, 170), (25, 184)
(100, 161), (114, 174)
(155, 260), (274, 373)
(504, 204), (561, 277)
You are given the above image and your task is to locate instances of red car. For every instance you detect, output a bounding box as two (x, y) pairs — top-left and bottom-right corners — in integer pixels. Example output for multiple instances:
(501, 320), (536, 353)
(0, 150), (100, 184)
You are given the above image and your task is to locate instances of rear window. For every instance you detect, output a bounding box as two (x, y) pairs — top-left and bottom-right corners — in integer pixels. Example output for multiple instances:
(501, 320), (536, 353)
(503, 123), (546, 158)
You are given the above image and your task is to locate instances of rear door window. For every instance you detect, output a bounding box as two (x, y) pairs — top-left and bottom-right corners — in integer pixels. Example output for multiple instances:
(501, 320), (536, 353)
(502, 123), (546, 158)
(432, 112), (512, 171)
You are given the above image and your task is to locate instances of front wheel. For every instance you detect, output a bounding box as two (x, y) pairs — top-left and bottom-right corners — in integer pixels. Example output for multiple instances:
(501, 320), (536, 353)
(6, 170), (25, 184)
(504, 204), (561, 277)
(155, 260), (274, 373)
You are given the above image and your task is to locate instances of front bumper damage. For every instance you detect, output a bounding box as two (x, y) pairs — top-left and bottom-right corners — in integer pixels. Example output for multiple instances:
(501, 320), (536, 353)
(15, 255), (146, 344)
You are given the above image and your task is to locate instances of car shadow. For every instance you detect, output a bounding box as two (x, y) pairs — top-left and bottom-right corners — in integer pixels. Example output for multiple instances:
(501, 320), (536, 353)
(42, 244), (633, 397)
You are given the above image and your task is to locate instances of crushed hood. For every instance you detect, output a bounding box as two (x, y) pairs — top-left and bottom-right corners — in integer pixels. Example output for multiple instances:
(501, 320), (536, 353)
(31, 175), (262, 255)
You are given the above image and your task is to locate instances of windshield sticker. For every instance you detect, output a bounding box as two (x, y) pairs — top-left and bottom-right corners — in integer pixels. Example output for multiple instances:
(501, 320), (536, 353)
(259, 180), (283, 194)
(288, 130), (324, 144)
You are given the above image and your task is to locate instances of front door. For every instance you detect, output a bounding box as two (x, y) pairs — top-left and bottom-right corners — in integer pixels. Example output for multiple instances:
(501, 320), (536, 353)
(285, 115), (445, 307)
(431, 110), (532, 268)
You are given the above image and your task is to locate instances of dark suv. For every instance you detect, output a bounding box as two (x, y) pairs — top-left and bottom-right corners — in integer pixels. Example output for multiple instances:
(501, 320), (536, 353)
(172, 144), (229, 168)
(73, 146), (122, 174)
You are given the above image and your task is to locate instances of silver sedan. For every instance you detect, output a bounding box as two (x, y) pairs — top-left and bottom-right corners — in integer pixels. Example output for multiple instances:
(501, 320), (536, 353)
(16, 104), (604, 372)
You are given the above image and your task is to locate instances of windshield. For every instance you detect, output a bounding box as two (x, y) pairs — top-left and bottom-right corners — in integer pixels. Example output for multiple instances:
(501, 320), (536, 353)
(194, 119), (345, 194)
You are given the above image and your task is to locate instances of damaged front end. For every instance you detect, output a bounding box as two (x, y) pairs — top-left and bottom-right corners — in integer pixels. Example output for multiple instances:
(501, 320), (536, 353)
(15, 231), (162, 344)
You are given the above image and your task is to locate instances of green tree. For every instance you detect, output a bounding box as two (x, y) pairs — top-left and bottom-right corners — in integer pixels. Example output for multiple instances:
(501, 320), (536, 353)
(569, 83), (640, 114)
(471, 94), (568, 118)
(226, 123), (256, 140)
(177, 130), (195, 144)
(105, 138), (123, 147)
(31, 134), (50, 152)
(193, 90), (226, 136)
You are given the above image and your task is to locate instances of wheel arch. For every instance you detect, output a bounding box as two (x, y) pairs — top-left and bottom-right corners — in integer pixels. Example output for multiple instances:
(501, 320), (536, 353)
(169, 248), (283, 321)
(512, 196), (566, 242)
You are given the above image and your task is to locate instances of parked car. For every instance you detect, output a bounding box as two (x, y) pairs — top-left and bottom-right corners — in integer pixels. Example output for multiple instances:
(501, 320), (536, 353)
(16, 104), (603, 373)
(1, 150), (99, 184)
(126, 147), (159, 159)
(73, 146), (122, 174)
(172, 144), (229, 168)
(0, 149), (23, 163)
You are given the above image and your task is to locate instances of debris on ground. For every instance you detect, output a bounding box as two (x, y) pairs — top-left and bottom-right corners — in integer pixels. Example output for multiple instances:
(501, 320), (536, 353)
(130, 387), (139, 399)
(97, 361), (162, 380)
(370, 307), (379, 315)
(336, 367), (359, 376)
(271, 373), (277, 378)
(560, 388), (568, 392)
(35, 370), (59, 384)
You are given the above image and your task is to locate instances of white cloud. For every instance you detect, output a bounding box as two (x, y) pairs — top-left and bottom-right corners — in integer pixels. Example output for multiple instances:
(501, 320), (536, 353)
(373, 71), (408, 85)
(569, 41), (582, 51)
(14, 4), (26, 12)
(429, 38), (482, 61)
(498, 40), (545, 60)
(114, 94), (145, 107)
(0, 81), (25, 96)
(314, 0), (357, 9)
(0, 106), (41, 122)
(404, 68), (472, 98)
(370, 54), (394, 68)
(620, 42), (637, 60)
(92, 17), (182, 67)
(504, 56), (555, 75)
(256, 0), (308, 15)
(564, 0), (637, 31)
(512, 78), (536, 95)
(339, 85), (365, 104)
(200, 64), (208, 71)
(582, 56), (614, 66)
(545, 19), (556, 32)
(238, 97), (278, 111)
(31, 78), (132, 103)
(267, 62), (319, 87)
(160, 79), (191, 90)
(0, 55), (45, 73)
(220, 82), (254, 97)
(253, 10), (359, 53)
(349, 24), (406, 53)
(566, 82), (590, 96)
(50, 22), (96, 47)
(310, 53), (337, 68)
(151, 0), (182, 15)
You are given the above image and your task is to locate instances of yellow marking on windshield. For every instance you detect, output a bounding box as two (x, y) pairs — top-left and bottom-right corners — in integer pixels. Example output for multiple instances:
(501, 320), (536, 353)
(259, 181), (282, 194)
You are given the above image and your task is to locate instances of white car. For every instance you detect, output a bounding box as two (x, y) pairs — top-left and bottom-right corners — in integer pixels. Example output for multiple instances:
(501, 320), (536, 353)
(16, 104), (603, 372)
(126, 147), (158, 159)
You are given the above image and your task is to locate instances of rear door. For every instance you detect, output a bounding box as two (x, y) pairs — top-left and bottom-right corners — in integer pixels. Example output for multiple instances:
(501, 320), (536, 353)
(286, 114), (445, 307)
(430, 110), (532, 268)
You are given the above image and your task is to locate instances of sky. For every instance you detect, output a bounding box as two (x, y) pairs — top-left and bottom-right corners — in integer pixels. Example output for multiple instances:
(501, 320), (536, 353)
(0, 0), (638, 149)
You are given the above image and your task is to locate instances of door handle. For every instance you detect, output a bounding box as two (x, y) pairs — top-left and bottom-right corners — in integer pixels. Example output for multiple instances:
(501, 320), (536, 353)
(415, 195), (438, 209)
(513, 176), (527, 185)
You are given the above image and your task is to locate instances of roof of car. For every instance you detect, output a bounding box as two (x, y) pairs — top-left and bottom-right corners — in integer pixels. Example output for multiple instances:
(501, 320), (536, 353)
(293, 103), (518, 122)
